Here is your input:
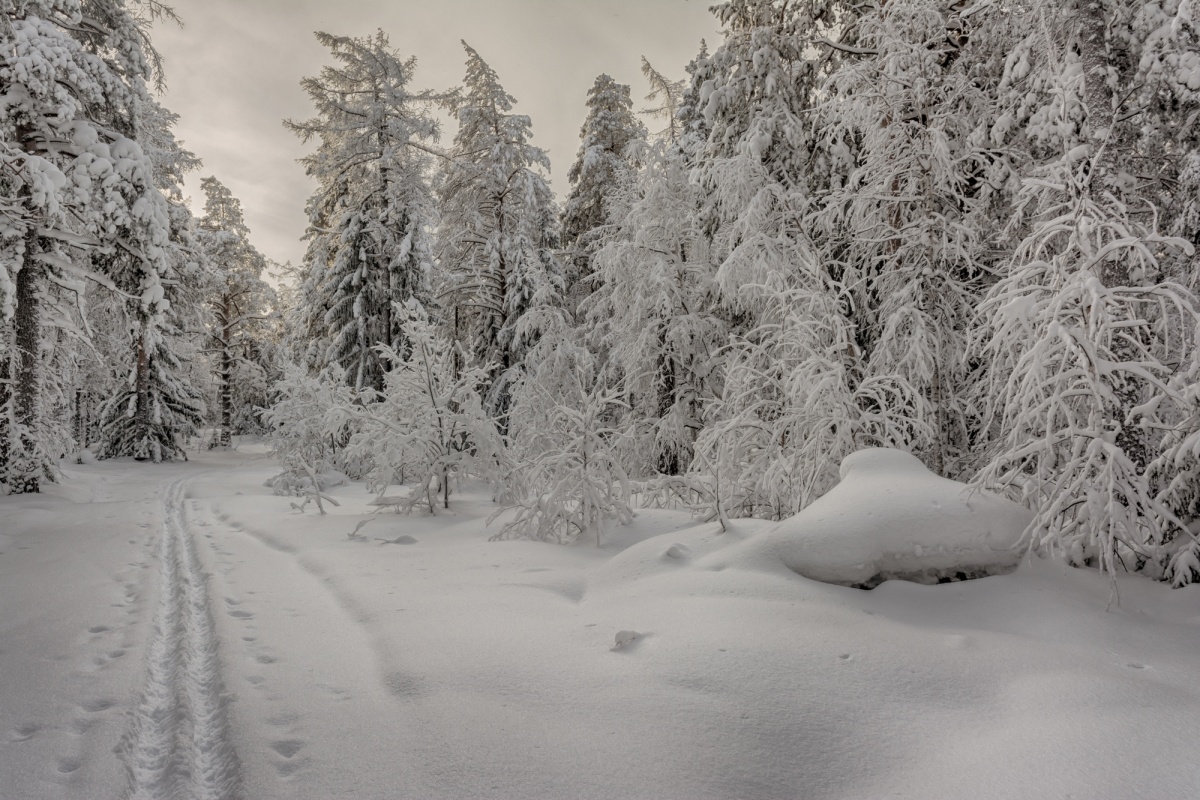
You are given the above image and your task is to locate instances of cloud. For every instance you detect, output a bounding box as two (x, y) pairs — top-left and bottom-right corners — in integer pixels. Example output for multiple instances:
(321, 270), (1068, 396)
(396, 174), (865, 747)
(153, 0), (720, 267)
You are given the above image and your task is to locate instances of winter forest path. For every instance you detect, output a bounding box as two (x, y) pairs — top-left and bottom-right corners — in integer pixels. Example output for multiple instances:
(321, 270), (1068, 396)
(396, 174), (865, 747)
(182, 465), (426, 800)
(6, 449), (1200, 799)
(121, 475), (241, 799)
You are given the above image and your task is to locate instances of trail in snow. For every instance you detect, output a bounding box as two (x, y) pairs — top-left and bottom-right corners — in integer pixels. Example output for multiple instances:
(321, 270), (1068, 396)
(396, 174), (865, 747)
(121, 477), (242, 800)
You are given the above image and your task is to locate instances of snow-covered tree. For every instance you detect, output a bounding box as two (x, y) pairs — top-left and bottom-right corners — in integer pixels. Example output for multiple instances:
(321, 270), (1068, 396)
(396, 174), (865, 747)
(560, 73), (646, 302)
(435, 42), (562, 418)
(495, 314), (633, 544)
(974, 0), (1200, 581)
(198, 176), (276, 447)
(341, 302), (505, 514)
(1, 1), (177, 489)
(96, 315), (205, 463)
(639, 57), (687, 143)
(287, 30), (439, 392)
(808, 0), (1008, 477)
(95, 89), (208, 464)
(586, 138), (723, 476)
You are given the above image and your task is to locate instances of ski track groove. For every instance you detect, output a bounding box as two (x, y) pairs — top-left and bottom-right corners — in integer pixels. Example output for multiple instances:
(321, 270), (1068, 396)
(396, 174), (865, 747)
(121, 477), (242, 800)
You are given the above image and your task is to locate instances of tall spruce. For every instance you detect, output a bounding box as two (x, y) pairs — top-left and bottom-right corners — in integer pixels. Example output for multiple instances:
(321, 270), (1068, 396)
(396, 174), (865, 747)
(287, 30), (439, 392)
(96, 93), (207, 464)
(198, 177), (274, 448)
(560, 74), (646, 304)
(435, 42), (562, 418)
(0, 0), (176, 489)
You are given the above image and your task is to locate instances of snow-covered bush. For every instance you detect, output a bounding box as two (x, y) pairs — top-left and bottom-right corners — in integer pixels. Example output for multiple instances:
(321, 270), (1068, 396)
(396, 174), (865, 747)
(263, 364), (356, 507)
(706, 448), (1032, 589)
(340, 302), (506, 515)
(492, 317), (633, 545)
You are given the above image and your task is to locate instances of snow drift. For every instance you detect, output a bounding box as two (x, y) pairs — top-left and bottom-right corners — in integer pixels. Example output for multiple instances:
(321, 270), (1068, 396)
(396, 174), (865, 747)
(713, 448), (1033, 588)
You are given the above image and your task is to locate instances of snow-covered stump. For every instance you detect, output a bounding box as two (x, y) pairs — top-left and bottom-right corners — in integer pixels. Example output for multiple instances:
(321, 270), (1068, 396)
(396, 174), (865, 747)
(751, 448), (1032, 589)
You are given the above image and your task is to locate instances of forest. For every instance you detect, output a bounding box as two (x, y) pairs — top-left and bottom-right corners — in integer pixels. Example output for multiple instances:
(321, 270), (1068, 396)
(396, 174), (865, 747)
(1, 0), (1199, 590)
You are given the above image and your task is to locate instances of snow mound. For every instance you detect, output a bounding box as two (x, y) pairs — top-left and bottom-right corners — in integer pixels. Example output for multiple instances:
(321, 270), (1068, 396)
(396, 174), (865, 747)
(747, 448), (1032, 589)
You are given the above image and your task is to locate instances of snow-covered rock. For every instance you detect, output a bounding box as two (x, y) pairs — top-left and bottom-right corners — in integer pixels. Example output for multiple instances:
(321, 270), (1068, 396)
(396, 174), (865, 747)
(755, 448), (1033, 588)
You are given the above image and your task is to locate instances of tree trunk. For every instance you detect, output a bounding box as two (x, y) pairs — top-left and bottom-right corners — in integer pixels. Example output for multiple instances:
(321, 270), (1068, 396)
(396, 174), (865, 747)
(12, 232), (44, 493)
(217, 292), (233, 448)
(133, 323), (151, 461)
(1076, 0), (1148, 471)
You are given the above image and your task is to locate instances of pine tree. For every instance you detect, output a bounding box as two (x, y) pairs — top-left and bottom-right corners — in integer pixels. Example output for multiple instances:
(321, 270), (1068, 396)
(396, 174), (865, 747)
(0, 1), (176, 490)
(287, 30), (440, 392)
(197, 177), (275, 447)
(560, 74), (646, 303)
(435, 42), (562, 418)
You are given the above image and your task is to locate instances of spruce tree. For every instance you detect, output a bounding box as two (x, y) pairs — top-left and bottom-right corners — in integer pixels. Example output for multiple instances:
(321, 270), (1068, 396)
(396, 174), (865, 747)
(436, 42), (562, 418)
(197, 177), (274, 447)
(560, 74), (646, 304)
(0, 1), (177, 489)
(287, 30), (439, 393)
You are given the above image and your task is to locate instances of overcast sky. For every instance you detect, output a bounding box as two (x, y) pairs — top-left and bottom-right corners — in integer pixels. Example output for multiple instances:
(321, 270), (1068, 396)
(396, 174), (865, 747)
(150, 0), (722, 269)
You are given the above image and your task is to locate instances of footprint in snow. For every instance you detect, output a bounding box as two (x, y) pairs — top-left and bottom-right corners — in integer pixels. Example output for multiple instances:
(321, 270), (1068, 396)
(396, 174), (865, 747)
(611, 630), (646, 651)
(664, 544), (690, 560)
(271, 739), (304, 758)
(10, 723), (38, 742)
(79, 698), (116, 713)
(87, 625), (110, 634)
(376, 535), (418, 545)
(56, 757), (81, 774)
(228, 609), (254, 620)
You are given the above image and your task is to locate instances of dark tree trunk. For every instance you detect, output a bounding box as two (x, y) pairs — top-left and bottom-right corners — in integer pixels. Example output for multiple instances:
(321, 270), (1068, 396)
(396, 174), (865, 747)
(215, 291), (233, 448)
(12, 231), (45, 493)
(133, 323), (151, 460)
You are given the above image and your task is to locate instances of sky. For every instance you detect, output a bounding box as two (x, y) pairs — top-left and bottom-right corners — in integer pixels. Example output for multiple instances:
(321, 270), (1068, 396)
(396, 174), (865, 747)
(150, 0), (723, 270)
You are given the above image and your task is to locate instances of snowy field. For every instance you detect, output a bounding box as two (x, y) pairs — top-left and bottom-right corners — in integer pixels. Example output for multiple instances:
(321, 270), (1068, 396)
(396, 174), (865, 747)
(2, 444), (1199, 800)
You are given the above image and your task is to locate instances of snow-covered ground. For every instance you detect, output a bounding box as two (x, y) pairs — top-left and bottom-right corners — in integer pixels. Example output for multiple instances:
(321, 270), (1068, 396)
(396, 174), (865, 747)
(2, 445), (1198, 799)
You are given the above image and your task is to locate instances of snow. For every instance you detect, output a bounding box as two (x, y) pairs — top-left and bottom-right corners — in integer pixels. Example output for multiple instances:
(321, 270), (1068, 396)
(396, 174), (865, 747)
(710, 448), (1033, 588)
(2, 446), (1199, 798)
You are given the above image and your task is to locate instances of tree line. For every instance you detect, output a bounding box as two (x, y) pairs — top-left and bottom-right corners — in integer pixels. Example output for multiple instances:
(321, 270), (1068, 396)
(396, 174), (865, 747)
(4, 0), (1198, 587)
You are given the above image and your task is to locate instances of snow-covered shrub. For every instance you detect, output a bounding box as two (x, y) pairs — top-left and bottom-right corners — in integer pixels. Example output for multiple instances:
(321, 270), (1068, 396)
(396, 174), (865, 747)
(492, 318), (633, 545)
(706, 448), (1032, 589)
(340, 302), (506, 515)
(263, 364), (356, 507)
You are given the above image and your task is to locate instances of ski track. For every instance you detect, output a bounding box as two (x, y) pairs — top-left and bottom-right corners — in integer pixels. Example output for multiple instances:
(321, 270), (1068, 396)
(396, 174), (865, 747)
(121, 477), (242, 800)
